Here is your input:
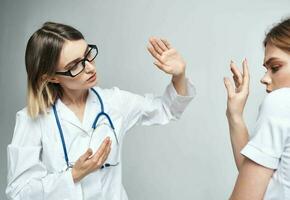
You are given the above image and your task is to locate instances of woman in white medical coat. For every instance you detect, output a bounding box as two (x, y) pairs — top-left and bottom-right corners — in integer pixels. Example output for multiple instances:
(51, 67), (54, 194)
(6, 22), (194, 200)
(224, 18), (290, 199)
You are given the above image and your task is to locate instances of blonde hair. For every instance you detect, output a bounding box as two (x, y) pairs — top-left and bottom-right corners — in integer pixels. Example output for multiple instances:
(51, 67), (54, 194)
(25, 22), (84, 118)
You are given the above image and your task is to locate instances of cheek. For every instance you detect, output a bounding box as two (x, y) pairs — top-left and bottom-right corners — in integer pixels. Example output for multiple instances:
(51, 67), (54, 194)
(273, 70), (290, 87)
(58, 76), (85, 89)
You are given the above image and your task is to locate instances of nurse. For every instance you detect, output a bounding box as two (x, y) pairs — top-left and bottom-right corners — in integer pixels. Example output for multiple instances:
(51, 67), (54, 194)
(6, 22), (195, 200)
(224, 18), (290, 199)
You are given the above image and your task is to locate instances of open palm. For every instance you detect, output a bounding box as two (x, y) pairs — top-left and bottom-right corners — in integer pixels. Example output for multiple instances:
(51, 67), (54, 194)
(147, 37), (185, 76)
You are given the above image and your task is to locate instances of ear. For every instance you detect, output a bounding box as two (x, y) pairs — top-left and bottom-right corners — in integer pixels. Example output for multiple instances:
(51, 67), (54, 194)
(42, 74), (60, 84)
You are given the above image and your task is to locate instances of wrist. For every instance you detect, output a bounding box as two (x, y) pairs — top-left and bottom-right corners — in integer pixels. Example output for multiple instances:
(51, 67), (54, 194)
(172, 71), (186, 82)
(227, 113), (244, 124)
(72, 168), (82, 183)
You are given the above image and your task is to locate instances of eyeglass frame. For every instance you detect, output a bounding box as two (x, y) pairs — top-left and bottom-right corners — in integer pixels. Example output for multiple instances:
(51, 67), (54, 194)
(55, 44), (98, 77)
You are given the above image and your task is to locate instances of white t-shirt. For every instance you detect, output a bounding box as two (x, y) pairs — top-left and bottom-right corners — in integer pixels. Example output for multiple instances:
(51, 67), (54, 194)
(241, 88), (290, 199)
(6, 80), (195, 200)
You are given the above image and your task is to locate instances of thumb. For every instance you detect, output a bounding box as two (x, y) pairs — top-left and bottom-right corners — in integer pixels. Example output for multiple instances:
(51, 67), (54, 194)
(224, 77), (235, 98)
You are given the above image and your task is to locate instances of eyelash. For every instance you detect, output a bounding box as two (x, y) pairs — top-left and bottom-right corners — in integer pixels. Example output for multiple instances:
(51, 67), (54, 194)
(270, 65), (280, 73)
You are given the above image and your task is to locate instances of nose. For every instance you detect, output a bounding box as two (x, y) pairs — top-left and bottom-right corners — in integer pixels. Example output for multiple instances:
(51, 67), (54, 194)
(260, 72), (271, 85)
(84, 61), (96, 73)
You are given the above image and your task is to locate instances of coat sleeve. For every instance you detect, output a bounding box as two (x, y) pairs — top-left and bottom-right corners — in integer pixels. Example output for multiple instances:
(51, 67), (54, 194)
(6, 110), (82, 200)
(117, 78), (196, 132)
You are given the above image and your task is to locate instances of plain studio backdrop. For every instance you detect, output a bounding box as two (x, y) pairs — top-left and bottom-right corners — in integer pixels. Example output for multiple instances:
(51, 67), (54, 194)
(0, 0), (290, 199)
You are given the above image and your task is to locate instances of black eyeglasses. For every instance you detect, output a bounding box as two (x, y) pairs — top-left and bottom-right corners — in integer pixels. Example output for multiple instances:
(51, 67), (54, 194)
(55, 44), (98, 77)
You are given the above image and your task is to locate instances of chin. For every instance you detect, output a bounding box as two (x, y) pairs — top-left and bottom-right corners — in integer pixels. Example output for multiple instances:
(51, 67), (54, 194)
(88, 80), (98, 88)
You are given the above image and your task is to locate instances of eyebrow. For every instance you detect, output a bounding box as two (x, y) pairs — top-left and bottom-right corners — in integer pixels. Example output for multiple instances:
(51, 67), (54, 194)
(64, 45), (89, 69)
(263, 57), (281, 67)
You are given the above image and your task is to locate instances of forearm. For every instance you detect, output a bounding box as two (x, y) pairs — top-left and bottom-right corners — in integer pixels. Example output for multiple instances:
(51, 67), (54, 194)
(172, 72), (188, 96)
(227, 114), (249, 171)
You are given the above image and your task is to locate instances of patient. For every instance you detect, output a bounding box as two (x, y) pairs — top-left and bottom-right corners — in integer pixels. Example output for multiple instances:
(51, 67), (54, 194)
(224, 17), (290, 199)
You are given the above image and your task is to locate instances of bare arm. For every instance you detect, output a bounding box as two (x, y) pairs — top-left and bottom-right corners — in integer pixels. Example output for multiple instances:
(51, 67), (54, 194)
(227, 116), (249, 171)
(224, 59), (250, 171)
(230, 158), (274, 200)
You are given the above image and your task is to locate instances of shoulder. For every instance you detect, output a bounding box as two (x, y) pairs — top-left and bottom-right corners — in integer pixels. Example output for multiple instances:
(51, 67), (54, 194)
(16, 107), (33, 122)
(11, 107), (43, 145)
(263, 88), (290, 105)
(16, 107), (45, 123)
(260, 87), (290, 118)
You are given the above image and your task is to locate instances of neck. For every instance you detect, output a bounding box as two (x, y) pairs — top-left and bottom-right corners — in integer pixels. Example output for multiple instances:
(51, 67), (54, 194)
(61, 88), (89, 106)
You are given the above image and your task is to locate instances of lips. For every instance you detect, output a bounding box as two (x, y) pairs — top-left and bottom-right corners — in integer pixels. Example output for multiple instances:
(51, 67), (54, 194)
(87, 73), (96, 82)
(266, 89), (272, 93)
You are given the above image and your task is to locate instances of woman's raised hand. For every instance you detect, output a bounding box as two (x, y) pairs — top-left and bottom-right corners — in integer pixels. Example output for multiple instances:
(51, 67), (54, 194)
(72, 137), (111, 183)
(147, 37), (186, 78)
(224, 59), (250, 119)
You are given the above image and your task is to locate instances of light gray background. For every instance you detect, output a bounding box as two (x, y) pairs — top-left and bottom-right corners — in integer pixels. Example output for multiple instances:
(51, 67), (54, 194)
(1, 0), (290, 199)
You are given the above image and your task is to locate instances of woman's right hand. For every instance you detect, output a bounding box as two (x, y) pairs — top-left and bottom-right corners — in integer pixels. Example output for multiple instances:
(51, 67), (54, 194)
(224, 59), (250, 120)
(71, 137), (112, 183)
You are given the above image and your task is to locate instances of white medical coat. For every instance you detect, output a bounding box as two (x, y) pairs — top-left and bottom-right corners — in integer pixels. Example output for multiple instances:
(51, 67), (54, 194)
(6, 80), (195, 200)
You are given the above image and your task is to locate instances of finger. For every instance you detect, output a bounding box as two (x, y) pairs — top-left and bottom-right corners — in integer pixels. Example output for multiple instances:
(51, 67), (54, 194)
(230, 61), (243, 85)
(94, 141), (112, 170)
(155, 38), (169, 51)
(242, 58), (250, 88)
(98, 144), (112, 167)
(161, 38), (171, 49)
(92, 137), (111, 161)
(147, 44), (162, 62)
(101, 146), (111, 163)
(149, 37), (163, 55)
(233, 75), (240, 88)
(224, 77), (235, 98)
(79, 148), (93, 162)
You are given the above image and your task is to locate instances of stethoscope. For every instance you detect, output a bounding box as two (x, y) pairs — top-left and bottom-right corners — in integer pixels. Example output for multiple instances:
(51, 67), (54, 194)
(52, 88), (119, 170)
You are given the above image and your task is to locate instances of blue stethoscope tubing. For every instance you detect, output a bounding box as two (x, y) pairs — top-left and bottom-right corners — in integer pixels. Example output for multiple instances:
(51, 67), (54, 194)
(52, 88), (119, 169)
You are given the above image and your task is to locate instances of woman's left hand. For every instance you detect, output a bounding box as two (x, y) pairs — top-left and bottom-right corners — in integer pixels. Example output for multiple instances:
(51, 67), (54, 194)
(147, 37), (186, 77)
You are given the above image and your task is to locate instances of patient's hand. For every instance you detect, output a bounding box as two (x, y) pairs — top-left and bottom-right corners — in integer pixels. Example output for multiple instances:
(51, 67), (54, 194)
(224, 59), (250, 120)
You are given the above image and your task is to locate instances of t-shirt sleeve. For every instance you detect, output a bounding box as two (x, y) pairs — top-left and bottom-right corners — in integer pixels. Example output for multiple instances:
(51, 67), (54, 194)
(241, 88), (290, 169)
